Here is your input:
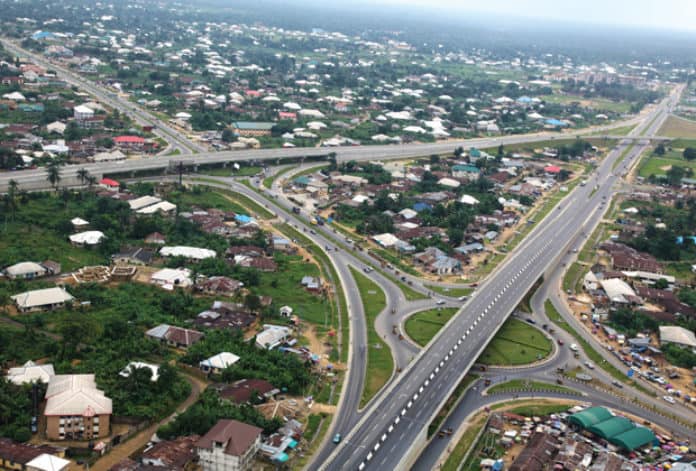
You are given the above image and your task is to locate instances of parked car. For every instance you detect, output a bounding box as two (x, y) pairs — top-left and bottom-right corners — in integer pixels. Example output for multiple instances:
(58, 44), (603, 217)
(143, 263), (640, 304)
(333, 433), (342, 444)
(663, 395), (675, 404)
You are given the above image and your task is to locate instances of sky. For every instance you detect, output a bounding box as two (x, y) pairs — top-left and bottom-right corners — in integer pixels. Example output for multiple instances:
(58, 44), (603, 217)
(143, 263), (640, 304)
(359, 0), (696, 32)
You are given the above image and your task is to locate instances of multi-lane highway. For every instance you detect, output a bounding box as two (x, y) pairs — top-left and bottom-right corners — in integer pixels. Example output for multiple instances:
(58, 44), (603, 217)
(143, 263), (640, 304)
(316, 89), (683, 470)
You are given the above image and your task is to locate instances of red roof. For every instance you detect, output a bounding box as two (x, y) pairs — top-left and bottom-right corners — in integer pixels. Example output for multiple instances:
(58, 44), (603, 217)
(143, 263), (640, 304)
(279, 111), (296, 119)
(114, 135), (145, 144)
(100, 178), (119, 187)
(544, 165), (561, 173)
(245, 90), (261, 97)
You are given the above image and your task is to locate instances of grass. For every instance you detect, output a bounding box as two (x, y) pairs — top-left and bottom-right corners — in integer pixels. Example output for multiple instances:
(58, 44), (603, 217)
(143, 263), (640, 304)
(594, 124), (636, 136)
(426, 285), (473, 298)
(294, 413), (332, 469)
(350, 267), (393, 407)
(638, 153), (696, 178)
(404, 308), (459, 346)
(458, 430), (506, 471)
(563, 262), (585, 293)
(505, 402), (575, 417)
(478, 318), (552, 366)
(263, 165), (293, 189)
(441, 412), (487, 471)
(487, 379), (574, 395)
(278, 224), (348, 363)
(428, 374), (478, 438)
(181, 185), (274, 219)
(659, 115), (696, 138)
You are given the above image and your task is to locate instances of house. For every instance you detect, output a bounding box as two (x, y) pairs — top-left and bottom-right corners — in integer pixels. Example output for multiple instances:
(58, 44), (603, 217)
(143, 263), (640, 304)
(232, 122), (274, 137)
(119, 362), (160, 382)
(145, 232), (167, 245)
(145, 324), (203, 349)
(300, 276), (322, 292)
(217, 379), (277, 404)
(279, 306), (293, 317)
(150, 268), (193, 289)
(199, 352), (241, 375)
(113, 135), (145, 151)
(452, 164), (481, 180)
(71, 217), (89, 229)
(160, 246), (216, 261)
(196, 419), (263, 471)
(455, 242), (484, 255)
(196, 276), (244, 297)
(140, 435), (200, 470)
(659, 326), (696, 349)
(195, 301), (256, 332)
(12, 287), (74, 312)
(4, 261), (48, 279)
(99, 178), (120, 189)
(111, 247), (154, 265)
(509, 432), (558, 471)
(26, 453), (71, 471)
(0, 439), (66, 471)
(69, 231), (105, 246)
(73, 105), (95, 121)
(7, 360), (55, 385)
(413, 247), (461, 275)
(256, 325), (292, 350)
(44, 374), (112, 440)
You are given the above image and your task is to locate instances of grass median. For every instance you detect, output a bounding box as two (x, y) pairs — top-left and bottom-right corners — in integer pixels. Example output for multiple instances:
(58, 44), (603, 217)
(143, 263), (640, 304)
(405, 308), (459, 347)
(487, 379), (574, 395)
(350, 267), (393, 408)
(478, 318), (552, 366)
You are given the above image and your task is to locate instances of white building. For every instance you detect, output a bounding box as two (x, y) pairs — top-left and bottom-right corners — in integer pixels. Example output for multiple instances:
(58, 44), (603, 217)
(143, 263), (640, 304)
(73, 105), (95, 121)
(11, 287), (74, 312)
(69, 231), (105, 246)
(26, 454), (71, 471)
(150, 268), (193, 289)
(255, 325), (291, 350)
(659, 326), (696, 349)
(4, 261), (47, 279)
(199, 352), (240, 375)
(160, 246), (216, 260)
(196, 419), (262, 471)
(6, 360), (55, 385)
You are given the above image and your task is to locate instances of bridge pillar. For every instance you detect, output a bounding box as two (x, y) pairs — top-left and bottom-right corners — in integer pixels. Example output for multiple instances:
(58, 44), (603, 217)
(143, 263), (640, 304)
(276, 158), (281, 165)
(130, 171), (136, 178)
(193, 165), (199, 172)
(222, 162), (228, 168)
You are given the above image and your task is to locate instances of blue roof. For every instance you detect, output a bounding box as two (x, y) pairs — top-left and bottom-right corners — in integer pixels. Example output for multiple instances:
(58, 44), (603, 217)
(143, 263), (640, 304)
(272, 452), (290, 463)
(413, 202), (432, 212)
(31, 31), (55, 40)
(452, 164), (480, 173)
(235, 214), (253, 223)
(545, 118), (568, 127)
(517, 96), (533, 103)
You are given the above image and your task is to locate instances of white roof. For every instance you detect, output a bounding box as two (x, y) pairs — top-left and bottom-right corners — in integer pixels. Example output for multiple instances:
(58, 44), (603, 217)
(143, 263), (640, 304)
(352, 194), (369, 204)
(160, 246), (216, 260)
(92, 150), (126, 162)
(298, 109), (325, 118)
(5, 261), (46, 276)
(119, 362), (159, 381)
(623, 207), (639, 214)
(45, 374), (112, 416)
(26, 454), (71, 471)
(459, 194), (480, 205)
(74, 104), (94, 114)
(71, 217), (89, 226)
(2, 91), (25, 101)
(373, 233), (400, 247)
(399, 208), (418, 219)
(151, 268), (193, 287)
(438, 177), (461, 188)
(599, 278), (636, 303)
(659, 326), (696, 348)
(175, 112), (192, 119)
(128, 195), (161, 211)
(69, 230), (104, 245)
(255, 325), (291, 349)
(6, 361), (55, 385)
(332, 175), (367, 185)
(622, 271), (675, 284)
(136, 201), (177, 214)
(199, 352), (240, 370)
(11, 287), (73, 309)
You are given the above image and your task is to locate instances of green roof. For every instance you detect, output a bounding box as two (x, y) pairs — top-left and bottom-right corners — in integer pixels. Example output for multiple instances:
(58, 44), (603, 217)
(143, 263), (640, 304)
(233, 121), (275, 130)
(587, 416), (634, 439)
(470, 147), (481, 157)
(294, 176), (311, 185)
(609, 426), (657, 451)
(452, 164), (480, 173)
(568, 407), (613, 428)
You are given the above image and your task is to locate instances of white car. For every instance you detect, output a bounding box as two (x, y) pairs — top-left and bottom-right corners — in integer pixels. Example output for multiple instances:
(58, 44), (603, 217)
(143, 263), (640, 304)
(663, 395), (675, 404)
(584, 361), (595, 370)
(569, 344), (578, 352)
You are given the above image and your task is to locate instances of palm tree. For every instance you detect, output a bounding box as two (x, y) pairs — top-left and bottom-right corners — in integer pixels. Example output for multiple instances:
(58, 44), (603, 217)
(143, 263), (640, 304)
(46, 160), (62, 193)
(77, 168), (89, 187)
(86, 175), (97, 189)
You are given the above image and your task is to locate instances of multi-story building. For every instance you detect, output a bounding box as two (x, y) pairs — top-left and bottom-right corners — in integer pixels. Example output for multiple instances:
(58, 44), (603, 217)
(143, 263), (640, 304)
(196, 419), (262, 471)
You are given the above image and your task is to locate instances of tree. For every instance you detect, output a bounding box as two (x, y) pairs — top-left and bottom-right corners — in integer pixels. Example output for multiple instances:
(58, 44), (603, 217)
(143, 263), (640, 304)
(684, 147), (696, 161)
(45, 160), (62, 192)
(654, 143), (666, 156)
(77, 168), (89, 187)
(244, 294), (262, 313)
(221, 128), (236, 143)
(666, 165), (686, 186)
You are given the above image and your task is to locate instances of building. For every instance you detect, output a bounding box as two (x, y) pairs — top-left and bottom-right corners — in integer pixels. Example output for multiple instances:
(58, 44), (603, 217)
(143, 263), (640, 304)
(232, 122), (274, 137)
(659, 326), (696, 349)
(11, 287), (74, 313)
(145, 324), (203, 349)
(0, 439), (66, 471)
(111, 247), (154, 266)
(195, 277), (243, 297)
(196, 419), (263, 471)
(113, 136), (145, 151)
(4, 261), (48, 280)
(26, 453), (71, 471)
(217, 379), (277, 404)
(7, 360), (55, 385)
(150, 268), (193, 289)
(69, 231), (105, 246)
(73, 105), (95, 121)
(140, 435), (200, 470)
(199, 352), (241, 375)
(255, 325), (291, 350)
(509, 432), (558, 471)
(44, 374), (112, 441)
(160, 246), (216, 261)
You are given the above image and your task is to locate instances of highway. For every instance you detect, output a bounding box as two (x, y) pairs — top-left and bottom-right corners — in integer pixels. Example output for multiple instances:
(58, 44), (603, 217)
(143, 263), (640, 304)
(317, 89), (683, 470)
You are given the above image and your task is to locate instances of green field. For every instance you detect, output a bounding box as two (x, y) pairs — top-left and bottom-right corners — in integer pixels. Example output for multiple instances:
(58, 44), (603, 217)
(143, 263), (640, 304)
(350, 267), (393, 407)
(487, 379), (574, 394)
(638, 152), (696, 178)
(426, 285), (473, 297)
(659, 115), (696, 138)
(404, 308), (459, 346)
(478, 318), (552, 365)
(200, 165), (263, 177)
